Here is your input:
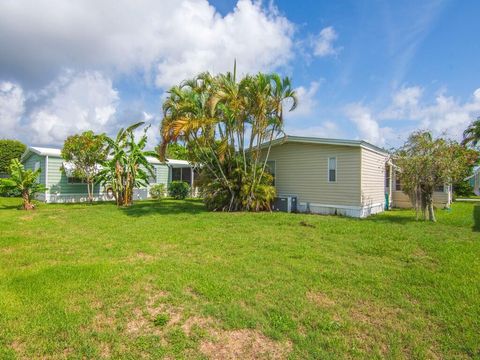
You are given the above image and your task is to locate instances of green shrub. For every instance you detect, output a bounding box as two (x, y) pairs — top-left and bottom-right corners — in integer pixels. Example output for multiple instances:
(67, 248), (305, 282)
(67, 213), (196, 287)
(149, 183), (166, 200)
(168, 181), (190, 200)
(453, 180), (475, 198)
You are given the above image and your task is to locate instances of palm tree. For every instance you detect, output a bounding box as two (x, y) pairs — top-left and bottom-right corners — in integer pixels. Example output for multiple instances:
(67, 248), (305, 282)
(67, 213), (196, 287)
(0, 159), (46, 210)
(462, 117), (480, 147)
(159, 69), (297, 211)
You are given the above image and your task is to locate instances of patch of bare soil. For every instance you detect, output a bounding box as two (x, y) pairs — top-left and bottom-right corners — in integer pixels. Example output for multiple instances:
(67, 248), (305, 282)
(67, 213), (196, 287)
(306, 291), (335, 307)
(11, 340), (26, 358)
(199, 329), (292, 360)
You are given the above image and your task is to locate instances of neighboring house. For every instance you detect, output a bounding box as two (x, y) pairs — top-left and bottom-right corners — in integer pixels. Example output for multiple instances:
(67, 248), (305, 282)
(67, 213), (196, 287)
(465, 167), (480, 195)
(262, 136), (452, 218)
(21, 146), (193, 203)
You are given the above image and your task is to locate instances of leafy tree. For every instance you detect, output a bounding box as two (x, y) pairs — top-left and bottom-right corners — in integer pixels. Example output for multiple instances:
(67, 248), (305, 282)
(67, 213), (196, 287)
(61, 131), (108, 203)
(462, 116), (480, 148)
(156, 142), (188, 160)
(0, 159), (46, 210)
(160, 69), (296, 211)
(0, 139), (26, 175)
(97, 122), (157, 207)
(395, 131), (475, 222)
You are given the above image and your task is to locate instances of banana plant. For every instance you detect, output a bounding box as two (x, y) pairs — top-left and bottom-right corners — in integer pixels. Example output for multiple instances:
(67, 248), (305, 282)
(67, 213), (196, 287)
(0, 159), (46, 210)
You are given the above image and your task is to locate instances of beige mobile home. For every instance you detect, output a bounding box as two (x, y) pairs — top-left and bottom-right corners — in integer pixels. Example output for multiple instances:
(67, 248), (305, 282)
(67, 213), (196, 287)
(263, 136), (452, 218)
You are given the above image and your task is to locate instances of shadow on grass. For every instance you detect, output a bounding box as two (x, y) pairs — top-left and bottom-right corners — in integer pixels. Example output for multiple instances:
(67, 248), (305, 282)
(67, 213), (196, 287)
(121, 199), (206, 217)
(473, 205), (480, 232)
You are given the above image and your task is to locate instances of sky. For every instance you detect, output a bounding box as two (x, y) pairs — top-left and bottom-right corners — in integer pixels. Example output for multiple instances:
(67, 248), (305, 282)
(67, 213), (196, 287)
(0, 0), (479, 149)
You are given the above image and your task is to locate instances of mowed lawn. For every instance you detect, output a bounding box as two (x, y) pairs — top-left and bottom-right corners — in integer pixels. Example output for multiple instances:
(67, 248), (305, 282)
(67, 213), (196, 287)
(0, 197), (479, 359)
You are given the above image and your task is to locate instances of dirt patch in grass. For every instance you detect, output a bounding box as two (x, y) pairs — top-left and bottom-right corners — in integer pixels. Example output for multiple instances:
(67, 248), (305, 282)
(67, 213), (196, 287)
(306, 291), (335, 307)
(11, 340), (26, 358)
(200, 329), (292, 360)
(92, 313), (116, 332)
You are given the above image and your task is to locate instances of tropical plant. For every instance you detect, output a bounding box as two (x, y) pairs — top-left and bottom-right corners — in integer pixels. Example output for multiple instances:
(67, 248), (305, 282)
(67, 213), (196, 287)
(149, 183), (166, 200)
(395, 131), (475, 221)
(97, 122), (157, 207)
(61, 131), (108, 203)
(0, 159), (46, 210)
(462, 117), (480, 148)
(168, 180), (190, 200)
(159, 67), (297, 211)
(0, 139), (26, 175)
(161, 142), (189, 160)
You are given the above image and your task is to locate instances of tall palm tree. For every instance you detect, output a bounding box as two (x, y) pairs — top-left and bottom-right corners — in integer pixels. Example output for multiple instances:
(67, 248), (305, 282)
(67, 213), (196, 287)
(159, 69), (297, 211)
(462, 117), (480, 147)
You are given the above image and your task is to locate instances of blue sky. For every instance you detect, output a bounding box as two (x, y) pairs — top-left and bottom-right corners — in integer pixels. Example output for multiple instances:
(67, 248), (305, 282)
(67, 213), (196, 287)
(0, 0), (479, 148)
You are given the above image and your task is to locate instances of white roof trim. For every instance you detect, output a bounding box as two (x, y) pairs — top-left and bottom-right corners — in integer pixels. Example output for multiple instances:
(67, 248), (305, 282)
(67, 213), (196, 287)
(22, 146), (191, 166)
(265, 135), (389, 156)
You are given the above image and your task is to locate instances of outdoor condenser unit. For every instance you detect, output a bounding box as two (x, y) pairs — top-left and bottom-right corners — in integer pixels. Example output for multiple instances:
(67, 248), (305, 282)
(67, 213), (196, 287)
(272, 195), (297, 213)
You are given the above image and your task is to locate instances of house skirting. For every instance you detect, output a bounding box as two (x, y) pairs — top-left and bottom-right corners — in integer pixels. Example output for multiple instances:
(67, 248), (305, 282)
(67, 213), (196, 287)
(42, 192), (114, 203)
(297, 202), (384, 218)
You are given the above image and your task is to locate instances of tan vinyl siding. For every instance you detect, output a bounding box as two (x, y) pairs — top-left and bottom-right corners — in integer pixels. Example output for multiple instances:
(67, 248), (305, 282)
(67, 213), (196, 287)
(263, 142), (362, 207)
(392, 190), (450, 208)
(360, 148), (388, 207)
(391, 171), (450, 208)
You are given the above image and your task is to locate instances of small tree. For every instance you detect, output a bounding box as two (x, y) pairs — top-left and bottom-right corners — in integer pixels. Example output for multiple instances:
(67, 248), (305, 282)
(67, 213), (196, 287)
(0, 159), (46, 210)
(0, 139), (26, 175)
(395, 131), (474, 222)
(159, 143), (189, 160)
(97, 122), (157, 207)
(61, 131), (108, 203)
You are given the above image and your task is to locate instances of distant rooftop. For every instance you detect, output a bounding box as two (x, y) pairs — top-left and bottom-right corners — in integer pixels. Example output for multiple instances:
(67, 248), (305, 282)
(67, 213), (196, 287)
(22, 146), (190, 166)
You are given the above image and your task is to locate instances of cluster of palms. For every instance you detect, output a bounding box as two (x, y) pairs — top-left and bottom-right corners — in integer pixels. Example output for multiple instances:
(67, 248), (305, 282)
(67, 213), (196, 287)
(97, 122), (157, 207)
(160, 69), (297, 211)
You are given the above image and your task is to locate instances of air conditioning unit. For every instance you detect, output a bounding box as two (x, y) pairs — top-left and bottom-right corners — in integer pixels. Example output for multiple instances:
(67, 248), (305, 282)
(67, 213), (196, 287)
(272, 195), (297, 213)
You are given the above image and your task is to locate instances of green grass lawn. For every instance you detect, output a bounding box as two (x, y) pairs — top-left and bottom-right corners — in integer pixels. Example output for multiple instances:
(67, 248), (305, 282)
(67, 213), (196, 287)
(0, 197), (479, 359)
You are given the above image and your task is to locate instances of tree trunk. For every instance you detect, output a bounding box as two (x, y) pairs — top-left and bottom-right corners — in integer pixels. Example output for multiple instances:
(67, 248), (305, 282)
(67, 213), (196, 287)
(21, 191), (34, 210)
(427, 196), (436, 222)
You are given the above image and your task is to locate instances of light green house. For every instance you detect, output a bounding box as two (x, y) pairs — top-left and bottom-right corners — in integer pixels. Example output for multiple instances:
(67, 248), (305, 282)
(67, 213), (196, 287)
(21, 146), (193, 203)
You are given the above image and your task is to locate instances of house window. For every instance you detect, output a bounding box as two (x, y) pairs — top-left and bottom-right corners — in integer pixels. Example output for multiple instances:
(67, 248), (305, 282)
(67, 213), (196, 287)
(67, 177), (86, 184)
(171, 167), (191, 184)
(328, 157), (336, 182)
(385, 169), (390, 188)
(395, 177), (402, 191)
(266, 160), (276, 186)
(435, 185), (444, 192)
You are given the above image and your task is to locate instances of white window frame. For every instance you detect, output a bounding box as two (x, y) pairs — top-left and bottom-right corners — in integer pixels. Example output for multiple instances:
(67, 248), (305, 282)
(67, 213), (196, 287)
(328, 157), (337, 183)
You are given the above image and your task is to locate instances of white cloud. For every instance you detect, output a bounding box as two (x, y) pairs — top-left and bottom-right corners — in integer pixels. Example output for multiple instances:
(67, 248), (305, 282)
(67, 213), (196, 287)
(29, 71), (119, 144)
(381, 86), (480, 140)
(0, 0), (294, 88)
(313, 27), (339, 57)
(345, 103), (392, 146)
(286, 121), (342, 139)
(0, 82), (25, 138)
(287, 81), (320, 118)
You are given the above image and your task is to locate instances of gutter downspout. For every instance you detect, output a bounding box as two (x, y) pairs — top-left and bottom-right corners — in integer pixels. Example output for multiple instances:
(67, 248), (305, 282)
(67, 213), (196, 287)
(45, 155), (49, 203)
